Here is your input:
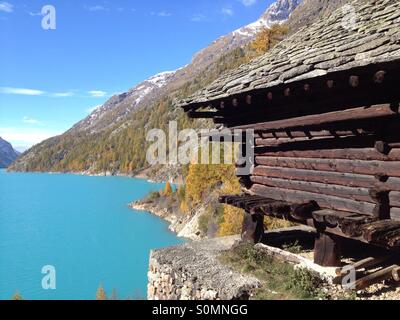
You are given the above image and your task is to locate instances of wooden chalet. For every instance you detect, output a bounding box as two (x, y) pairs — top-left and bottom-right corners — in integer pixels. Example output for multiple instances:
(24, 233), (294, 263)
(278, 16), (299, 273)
(178, 0), (400, 267)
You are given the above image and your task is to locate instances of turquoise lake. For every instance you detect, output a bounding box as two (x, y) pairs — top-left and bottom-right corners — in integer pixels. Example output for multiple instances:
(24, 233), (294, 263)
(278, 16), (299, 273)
(0, 169), (184, 300)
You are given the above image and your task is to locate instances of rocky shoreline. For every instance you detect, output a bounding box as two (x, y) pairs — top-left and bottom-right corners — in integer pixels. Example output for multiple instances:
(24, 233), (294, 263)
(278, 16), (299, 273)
(129, 200), (203, 241)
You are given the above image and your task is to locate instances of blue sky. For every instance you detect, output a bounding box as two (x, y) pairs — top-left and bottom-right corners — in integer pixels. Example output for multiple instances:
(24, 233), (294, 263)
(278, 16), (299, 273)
(0, 0), (274, 151)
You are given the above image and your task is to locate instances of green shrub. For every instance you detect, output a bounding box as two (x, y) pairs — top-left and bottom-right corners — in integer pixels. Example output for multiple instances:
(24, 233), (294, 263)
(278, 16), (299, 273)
(147, 190), (160, 201)
(285, 268), (323, 299)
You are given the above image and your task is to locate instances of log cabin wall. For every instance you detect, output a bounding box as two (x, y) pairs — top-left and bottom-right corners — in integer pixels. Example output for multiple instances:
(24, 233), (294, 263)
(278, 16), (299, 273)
(178, 0), (400, 262)
(250, 123), (400, 221)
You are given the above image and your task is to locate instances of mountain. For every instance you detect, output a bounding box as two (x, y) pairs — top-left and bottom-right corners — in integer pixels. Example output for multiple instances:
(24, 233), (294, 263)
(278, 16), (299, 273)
(11, 0), (336, 178)
(0, 137), (20, 168)
(287, 0), (349, 33)
(71, 71), (177, 135)
(71, 0), (303, 137)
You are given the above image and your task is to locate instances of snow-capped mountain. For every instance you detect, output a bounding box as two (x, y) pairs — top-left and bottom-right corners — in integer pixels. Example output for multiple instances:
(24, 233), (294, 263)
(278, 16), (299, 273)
(70, 1), (301, 135)
(234, 0), (302, 37)
(73, 71), (176, 134)
(0, 137), (20, 168)
(189, 0), (301, 74)
(11, 0), (305, 172)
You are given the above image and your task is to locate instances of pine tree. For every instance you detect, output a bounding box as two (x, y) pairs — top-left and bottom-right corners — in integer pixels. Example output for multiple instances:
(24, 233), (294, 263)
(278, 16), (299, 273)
(96, 284), (107, 300)
(163, 181), (173, 197)
(110, 288), (118, 301)
(11, 291), (23, 300)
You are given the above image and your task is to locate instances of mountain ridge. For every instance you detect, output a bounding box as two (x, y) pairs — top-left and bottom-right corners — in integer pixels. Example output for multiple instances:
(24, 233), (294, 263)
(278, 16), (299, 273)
(10, 0), (347, 178)
(74, 0), (302, 137)
(0, 137), (20, 168)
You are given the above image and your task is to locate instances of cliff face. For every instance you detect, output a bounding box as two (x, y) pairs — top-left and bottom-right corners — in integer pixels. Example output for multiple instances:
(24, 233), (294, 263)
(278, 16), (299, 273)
(0, 137), (19, 168)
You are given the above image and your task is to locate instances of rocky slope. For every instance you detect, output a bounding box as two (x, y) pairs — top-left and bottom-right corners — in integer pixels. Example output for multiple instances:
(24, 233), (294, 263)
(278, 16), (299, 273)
(0, 137), (19, 168)
(287, 0), (349, 33)
(72, 71), (177, 135)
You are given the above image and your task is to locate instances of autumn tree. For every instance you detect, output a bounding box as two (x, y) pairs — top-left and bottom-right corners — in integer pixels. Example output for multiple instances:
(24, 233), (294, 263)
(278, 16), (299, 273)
(250, 24), (289, 55)
(163, 181), (173, 197)
(96, 284), (108, 300)
(11, 291), (23, 300)
(110, 288), (118, 300)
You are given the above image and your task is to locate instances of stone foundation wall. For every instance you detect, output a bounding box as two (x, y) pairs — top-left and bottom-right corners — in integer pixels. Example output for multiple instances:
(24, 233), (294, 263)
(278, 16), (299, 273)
(147, 236), (260, 300)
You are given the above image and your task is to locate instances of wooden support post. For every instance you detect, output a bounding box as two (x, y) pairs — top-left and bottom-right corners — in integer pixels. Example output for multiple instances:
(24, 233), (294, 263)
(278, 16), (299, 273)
(241, 211), (264, 244)
(314, 232), (342, 267)
(370, 189), (391, 220)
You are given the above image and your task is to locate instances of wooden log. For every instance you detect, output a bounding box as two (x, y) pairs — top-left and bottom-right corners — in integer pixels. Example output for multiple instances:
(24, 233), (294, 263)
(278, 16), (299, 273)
(312, 210), (356, 227)
(241, 212), (264, 244)
(250, 176), (374, 203)
(291, 201), (320, 220)
(314, 233), (342, 267)
(259, 201), (292, 217)
(255, 156), (400, 178)
(256, 136), (328, 146)
(231, 104), (398, 132)
(390, 192), (400, 207)
(252, 166), (400, 192)
(256, 134), (378, 150)
(255, 147), (400, 162)
(361, 220), (400, 244)
(251, 184), (376, 215)
(375, 140), (391, 155)
(392, 267), (400, 282)
(188, 111), (220, 119)
(391, 207), (400, 221)
(336, 256), (387, 277)
(355, 265), (399, 290)
(312, 209), (375, 237)
(260, 129), (370, 140)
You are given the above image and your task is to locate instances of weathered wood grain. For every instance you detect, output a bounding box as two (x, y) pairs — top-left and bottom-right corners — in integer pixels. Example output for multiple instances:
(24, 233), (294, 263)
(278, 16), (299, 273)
(250, 184), (376, 215)
(255, 156), (400, 178)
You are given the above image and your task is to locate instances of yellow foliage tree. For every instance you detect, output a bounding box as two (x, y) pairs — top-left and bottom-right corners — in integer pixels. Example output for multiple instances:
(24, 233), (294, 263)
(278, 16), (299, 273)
(96, 285), (107, 300)
(218, 205), (244, 236)
(250, 24), (289, 55)
(180, 200), (190, 214)
(163, 181), (173, 196)
(218, 167), (244, 236)
(11, 291), (23, 300)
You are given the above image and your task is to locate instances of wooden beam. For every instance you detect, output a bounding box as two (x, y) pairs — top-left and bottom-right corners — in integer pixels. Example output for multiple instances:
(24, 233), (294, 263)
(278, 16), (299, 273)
(252, 166), (400, 192)
(336, 256), (388, 277)
(251, 184), (376, 215)
(361, 220), (400, 247)
(255, 156), (400, 178)
(255, 147), (400, 162)
(231, 104), (398, 132)
(355, 265), (399, 290)
(250, 175), (374, 203)
(390, 192), (400, 207)
(260, 129), (370, 139)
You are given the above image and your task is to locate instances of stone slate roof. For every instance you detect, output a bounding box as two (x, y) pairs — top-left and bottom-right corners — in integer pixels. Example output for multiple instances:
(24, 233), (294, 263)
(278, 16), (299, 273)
(179, 0), (400, 108)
